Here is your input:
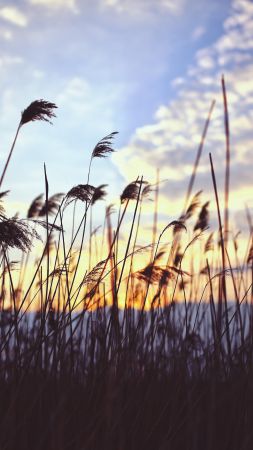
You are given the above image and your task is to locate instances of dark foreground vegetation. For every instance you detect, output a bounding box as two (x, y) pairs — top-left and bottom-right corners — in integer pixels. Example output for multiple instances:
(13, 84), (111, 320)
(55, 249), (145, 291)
(0, 79), (252, 449)
(1, 305), (253, 450)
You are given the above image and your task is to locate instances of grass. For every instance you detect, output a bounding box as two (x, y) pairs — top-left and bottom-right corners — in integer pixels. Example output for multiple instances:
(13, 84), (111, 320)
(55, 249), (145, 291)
(0, 80), (252, 449)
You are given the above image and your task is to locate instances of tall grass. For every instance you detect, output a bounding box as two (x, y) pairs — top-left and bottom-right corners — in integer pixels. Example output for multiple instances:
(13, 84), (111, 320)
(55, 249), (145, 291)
(0, 80), (252, 450)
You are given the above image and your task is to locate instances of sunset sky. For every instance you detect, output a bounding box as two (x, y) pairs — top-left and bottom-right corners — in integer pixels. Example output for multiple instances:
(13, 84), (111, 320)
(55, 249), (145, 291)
(0, 0), (252, 238)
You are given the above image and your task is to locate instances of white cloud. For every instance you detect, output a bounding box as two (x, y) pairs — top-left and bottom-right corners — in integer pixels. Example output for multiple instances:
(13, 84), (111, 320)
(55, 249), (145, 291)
(100, 0), (185, 16)
(195, 48), (216, 70)
(0, 28), (13, 40)
(218, 52), (252, 66)
(191, 26), (206, 41)
(57, 77), (91, 115)
(113, 0), (253, 214)
(0, 55), (23, 68)
(28, 0), (79, 14)
(171, 77), (185, 87)
(197, 55), (215, 70)
(55, 76), (126, 137)
(156, 0), (185, 14)
(0, 7), (28, 27)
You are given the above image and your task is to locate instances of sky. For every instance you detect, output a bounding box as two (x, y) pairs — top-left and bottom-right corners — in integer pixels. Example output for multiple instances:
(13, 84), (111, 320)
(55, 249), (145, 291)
(0, 0), (252, 240)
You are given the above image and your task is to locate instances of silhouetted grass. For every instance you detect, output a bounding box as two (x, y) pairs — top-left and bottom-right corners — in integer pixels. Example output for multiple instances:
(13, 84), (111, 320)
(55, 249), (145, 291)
(0, 79), (252, 450)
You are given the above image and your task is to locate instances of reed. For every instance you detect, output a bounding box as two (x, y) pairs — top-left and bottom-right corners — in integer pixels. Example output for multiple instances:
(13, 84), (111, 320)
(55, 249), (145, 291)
(0, 83), (252, 450)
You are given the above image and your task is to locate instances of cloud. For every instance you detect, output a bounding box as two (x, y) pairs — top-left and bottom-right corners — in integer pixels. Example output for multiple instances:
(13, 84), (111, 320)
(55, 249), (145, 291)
(99, 0), (185, 16)
(28, 0), (79, 13)
(0, 28), (13, 40)
(0, 6), (28, 27)
(56, 76), (124, 131)
(0, 55), (23, 68)
(171, 77), (185, 87)
(113, 0), (253, 218)
(191, 26), (206, 41)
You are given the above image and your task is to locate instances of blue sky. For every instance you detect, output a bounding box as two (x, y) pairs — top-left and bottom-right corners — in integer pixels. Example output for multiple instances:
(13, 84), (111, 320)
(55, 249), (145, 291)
(0, 0), (252, 236)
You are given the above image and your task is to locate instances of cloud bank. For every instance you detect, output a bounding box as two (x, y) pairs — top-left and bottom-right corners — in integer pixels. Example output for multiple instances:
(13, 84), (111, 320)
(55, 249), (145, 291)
(113, 0), (253, 218)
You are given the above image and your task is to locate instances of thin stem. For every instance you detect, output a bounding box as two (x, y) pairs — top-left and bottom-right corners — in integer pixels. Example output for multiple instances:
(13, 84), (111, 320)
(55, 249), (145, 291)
(209, 152), (231, 360)
(0, 122), (21, 189)
(222, 75), (230, 248)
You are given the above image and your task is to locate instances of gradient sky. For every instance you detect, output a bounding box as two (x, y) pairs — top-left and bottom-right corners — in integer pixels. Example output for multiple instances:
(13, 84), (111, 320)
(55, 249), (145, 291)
(0, 0), (252, 238)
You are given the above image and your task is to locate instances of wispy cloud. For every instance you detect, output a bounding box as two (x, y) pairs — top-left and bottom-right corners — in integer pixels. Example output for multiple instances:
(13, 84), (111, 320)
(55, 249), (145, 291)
(0, 29), (13, 40)
(0, 55), (23, 68)
(28, 0), (79, 14)
(191, 26), (206, 41)
(56, 76), (125, 132)
(99, 0), (185, 16)
(0, 6), (28, 27)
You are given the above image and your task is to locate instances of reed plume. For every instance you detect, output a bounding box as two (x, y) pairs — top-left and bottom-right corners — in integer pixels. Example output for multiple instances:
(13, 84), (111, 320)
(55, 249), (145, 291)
(194, 201), (210, 232)
(247, 243), (253, 265)
(0, 191), (9, 216)
(91, 184), (108, 205)
(87, 132), (118, 184)
(82, 259), (108, 285)
(66, 184), (95, 205)
(91, 132), (118, 159)
(136, 264), (163, 284)
(204, 231), (214, 253)
(39, 192), (64, 216)
(0, 99), (57, 189)
(120, 181), (142, 204)
(174, 245), (183, 267)
(20, 99), (57, 125)
(0, 217), (40, 251)
(174, 191), (202, 234)
(27, 194), (44, 218)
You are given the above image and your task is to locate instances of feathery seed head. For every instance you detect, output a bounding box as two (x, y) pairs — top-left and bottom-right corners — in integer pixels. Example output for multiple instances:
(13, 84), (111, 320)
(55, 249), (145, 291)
(27, 194), (44, 218)
(91, 184), (108, 205)
(106, 204), (115, 217)
(204, 232), (214, 253)
(0, 217), (41, 252)
(39, 193), (64, 216)
(194, 201), (210, 232)
(20, 99), (57, 126)
(120, 181), (142, 204)
(66, 184), (95, 205)
(0, 191), (9, 217)
(92, 132), (118, 159)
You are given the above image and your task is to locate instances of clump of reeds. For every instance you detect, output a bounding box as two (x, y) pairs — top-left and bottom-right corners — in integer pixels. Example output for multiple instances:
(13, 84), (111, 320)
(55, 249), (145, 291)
(0, 81), (252, 450)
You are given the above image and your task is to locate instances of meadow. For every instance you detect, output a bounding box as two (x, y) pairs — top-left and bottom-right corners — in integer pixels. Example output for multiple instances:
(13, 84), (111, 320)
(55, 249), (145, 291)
(0, 80), (252, 450)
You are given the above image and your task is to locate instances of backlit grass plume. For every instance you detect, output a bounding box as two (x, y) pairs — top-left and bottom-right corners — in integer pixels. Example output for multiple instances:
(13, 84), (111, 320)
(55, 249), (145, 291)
(194, 201), (210, 232)
(120, 181), (141, 204)
(247, 243), (253, 265)
(141, 182), (154, 200)
(39, 193), (64, 216)
(27, 194), (44, 218)
(91, 184), (107, 205)
(0, 191), (9, 216)
(82, 259), (107, 285)
(87, 132), (118, 183)
(66, 184), (96, 205)
(0, 217), (40, 252)
(174, 190), (202, 234)
(20, 100), (57, 125)
(204, 231), (214, 253)
(0, 99), (57, 189)
(91, 132), (118, 159)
